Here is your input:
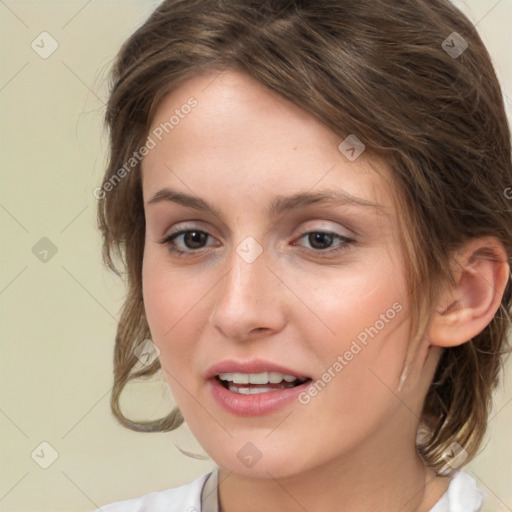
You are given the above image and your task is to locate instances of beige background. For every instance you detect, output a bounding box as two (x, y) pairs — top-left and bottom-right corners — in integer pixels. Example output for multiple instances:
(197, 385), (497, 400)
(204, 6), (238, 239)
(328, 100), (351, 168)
(0, 1), (511, 511)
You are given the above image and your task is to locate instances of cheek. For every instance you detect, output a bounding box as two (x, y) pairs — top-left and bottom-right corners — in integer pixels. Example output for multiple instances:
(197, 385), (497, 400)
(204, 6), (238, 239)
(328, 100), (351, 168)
(142, 253), (195, 368)
(142, 268), (196, 413)
(289, 251), (409, 405)
(142, 257), (173, 341)
(290, 248), (406, 351)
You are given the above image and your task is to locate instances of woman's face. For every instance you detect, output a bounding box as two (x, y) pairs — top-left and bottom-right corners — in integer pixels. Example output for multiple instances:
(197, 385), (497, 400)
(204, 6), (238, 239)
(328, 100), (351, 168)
(142, 69), (417, 477)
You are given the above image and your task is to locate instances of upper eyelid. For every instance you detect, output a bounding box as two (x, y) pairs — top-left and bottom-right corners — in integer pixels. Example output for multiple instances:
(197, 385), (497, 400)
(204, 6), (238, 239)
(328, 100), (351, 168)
(165, 220), (350, 238)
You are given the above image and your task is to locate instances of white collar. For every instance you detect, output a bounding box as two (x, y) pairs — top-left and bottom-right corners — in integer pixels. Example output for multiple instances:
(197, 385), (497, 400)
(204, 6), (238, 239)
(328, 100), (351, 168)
(200, 467), (220, 512)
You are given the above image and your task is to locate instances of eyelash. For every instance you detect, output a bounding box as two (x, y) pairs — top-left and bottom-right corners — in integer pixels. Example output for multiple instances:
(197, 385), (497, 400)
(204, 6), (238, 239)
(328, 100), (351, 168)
(158, 227), (354, 257)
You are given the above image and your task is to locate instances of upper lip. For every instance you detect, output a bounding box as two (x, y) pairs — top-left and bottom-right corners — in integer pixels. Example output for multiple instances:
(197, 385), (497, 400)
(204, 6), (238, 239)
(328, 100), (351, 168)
(205, 359), (311, 380)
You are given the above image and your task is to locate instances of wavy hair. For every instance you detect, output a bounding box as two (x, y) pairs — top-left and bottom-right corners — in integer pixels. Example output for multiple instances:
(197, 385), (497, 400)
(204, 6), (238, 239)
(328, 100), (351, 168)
(97, 0), (512, 472)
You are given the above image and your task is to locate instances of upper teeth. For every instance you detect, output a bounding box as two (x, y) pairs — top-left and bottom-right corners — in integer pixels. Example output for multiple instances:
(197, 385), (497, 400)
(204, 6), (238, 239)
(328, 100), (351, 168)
(218, 372), (302, 384)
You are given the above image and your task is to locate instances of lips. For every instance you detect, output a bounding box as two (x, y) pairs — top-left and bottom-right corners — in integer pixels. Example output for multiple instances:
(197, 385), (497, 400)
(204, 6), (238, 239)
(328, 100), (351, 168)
(205, 359), (313, 416)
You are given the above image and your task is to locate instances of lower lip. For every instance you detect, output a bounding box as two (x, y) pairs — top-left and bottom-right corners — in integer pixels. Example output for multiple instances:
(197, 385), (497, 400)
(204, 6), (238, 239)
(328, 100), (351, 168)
(208, 377), (312, 416)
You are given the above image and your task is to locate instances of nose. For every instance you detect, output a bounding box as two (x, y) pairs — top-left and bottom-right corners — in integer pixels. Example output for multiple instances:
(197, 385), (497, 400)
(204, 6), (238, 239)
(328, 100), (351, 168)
(209, 246), (288, 341)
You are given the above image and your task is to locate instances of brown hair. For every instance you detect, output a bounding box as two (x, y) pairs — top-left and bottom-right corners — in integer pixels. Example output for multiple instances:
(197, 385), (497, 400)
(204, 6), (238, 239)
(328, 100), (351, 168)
(97, 0), (512, 472)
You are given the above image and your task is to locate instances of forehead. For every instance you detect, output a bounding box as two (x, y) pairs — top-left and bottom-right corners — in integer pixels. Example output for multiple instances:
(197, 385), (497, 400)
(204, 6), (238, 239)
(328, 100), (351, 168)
(142, 69), (397, 215)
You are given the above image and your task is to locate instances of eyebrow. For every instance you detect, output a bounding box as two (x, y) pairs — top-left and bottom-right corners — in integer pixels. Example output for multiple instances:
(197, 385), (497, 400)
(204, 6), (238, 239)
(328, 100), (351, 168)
(146, 188), (385, 217)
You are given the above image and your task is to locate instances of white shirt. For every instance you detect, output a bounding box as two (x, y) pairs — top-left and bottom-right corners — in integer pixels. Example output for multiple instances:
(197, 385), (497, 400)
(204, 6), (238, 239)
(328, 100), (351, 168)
(94, 469), (485, 512)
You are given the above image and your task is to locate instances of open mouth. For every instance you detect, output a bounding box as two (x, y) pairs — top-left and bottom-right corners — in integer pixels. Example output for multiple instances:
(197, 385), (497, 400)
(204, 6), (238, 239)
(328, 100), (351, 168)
(215, 372), (312, 395)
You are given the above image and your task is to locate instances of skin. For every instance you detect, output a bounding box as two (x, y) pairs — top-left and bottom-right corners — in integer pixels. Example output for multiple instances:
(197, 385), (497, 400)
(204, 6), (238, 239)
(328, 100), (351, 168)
(140, 69), (509, 512)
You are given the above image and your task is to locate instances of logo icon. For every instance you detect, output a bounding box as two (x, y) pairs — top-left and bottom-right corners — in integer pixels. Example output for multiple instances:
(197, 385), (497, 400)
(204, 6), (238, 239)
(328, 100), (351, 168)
(338, 134), (366, 161)
(236, 237), (263, 264)
(237, 442), (263, 468)
(442, 32), (468, 59)
(32, 237), (58, 263)
(31, 32), (59, 59)
(441, 442), (468, 470)
(134, 339), (160, 366)
(31, 441), (59, 469)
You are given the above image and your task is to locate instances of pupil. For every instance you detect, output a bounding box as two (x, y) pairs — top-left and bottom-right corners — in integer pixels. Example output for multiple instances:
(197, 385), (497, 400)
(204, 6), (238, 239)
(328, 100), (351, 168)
(185, 231), (207, 249)
(309, 232), (333, 250)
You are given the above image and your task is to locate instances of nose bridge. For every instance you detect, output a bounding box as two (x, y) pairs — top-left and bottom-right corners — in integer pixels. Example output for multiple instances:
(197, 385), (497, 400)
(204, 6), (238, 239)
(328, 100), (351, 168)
(210, 238), (285, 338)
(222, 242), (270, 311)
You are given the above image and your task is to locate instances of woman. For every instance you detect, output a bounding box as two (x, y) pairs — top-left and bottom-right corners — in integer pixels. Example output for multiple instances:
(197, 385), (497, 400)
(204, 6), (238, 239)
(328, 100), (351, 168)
(94, 1), (512, 510)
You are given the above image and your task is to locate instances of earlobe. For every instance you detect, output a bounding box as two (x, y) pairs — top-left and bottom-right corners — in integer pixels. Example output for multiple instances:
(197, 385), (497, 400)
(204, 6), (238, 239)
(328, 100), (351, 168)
(427, 237), (510, 348)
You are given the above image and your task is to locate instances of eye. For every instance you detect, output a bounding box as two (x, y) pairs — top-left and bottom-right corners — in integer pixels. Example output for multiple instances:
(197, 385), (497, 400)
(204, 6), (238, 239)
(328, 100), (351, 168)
(158, 227), (354, 257)
(295, 231), (354, 254)
(158, 229), (219, 255)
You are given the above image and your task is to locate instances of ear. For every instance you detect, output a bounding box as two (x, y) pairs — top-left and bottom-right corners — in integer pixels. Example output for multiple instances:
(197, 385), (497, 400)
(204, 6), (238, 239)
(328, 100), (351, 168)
(427, 237), (510, 348)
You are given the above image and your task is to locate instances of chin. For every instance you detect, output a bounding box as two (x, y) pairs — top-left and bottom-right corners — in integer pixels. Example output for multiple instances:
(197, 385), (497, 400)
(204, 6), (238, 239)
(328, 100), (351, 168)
(202, 437), (316, 480)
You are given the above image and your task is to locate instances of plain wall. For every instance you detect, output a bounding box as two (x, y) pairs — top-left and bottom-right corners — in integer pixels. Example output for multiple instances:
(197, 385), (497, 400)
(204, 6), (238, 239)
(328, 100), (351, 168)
(0, 1), (511, 510)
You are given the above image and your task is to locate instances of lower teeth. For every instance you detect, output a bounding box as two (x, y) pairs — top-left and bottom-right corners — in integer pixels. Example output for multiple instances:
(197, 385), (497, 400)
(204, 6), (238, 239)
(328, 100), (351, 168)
(227, 383), (296, 394)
